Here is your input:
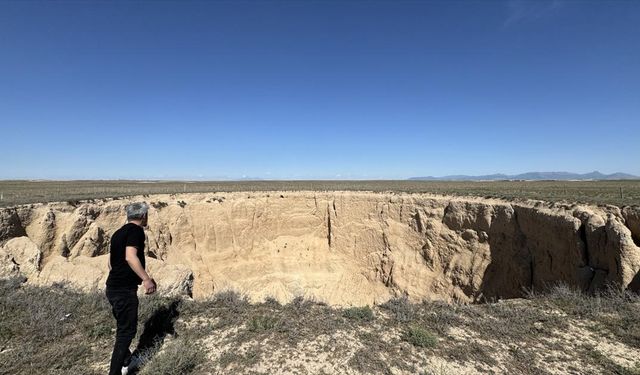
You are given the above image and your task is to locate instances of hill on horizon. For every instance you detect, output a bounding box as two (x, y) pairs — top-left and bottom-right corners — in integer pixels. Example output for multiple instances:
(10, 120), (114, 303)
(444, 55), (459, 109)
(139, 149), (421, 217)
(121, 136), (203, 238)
(409, 171), (639, 181)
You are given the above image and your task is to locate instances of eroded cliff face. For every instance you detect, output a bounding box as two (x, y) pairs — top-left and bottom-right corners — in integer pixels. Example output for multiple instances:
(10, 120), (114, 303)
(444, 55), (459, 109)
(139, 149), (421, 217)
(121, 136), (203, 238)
(1, 192), (639, 305)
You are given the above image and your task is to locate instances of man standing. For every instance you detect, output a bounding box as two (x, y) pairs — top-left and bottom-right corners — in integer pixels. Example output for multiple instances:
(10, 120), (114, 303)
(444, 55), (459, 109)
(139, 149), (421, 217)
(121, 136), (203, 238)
(106, 202), (157, 375)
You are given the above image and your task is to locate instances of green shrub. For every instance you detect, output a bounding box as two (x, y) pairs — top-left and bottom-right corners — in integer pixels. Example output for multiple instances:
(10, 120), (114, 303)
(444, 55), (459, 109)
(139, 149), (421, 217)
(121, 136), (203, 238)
(343, 306), (374, 321)
(403, 325), (437, 348)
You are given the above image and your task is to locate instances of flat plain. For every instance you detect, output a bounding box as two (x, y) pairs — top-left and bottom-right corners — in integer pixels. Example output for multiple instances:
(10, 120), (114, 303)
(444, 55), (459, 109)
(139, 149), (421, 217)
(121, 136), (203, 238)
(0, 179), (639, 208)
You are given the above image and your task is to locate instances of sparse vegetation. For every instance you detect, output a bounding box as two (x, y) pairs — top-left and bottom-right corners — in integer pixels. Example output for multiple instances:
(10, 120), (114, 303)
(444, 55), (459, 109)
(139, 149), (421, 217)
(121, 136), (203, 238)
(1, 279), (639, 374)
(529, 283), (640, 347)
(177, 200), (187, 208)
(419, 364), (453, 375)
(342, 305), (374, 321)
(1, 180), (639, 207)
(580, 345), (640, 375)
(248, 314), (280, 332)
(151, 201), (168, 210)
(206, 196), (225, 203)
(138, 338), (205, 375)
(0, 278), (112, 375)
(381, 295), (414, 322)
(87, 322), (112, 339)
(402, 325), (438, 348)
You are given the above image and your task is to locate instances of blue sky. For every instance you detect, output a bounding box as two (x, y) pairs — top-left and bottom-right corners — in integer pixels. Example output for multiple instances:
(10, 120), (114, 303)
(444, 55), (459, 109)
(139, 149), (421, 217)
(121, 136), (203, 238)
(1, 0), (639, 180)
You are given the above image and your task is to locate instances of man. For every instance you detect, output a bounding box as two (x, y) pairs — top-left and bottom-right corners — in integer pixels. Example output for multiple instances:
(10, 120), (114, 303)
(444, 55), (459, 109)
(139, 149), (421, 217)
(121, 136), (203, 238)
(106, 202), (157, 375)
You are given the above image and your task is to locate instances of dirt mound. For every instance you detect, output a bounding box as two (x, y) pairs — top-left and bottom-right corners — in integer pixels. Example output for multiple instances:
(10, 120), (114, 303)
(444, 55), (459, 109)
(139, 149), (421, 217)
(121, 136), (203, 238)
(1, 192), (639, 305)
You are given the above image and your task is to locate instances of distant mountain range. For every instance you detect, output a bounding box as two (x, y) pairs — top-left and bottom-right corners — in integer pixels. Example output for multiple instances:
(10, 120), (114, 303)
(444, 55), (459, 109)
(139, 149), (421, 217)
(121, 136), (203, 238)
(408, 171), (639, 181)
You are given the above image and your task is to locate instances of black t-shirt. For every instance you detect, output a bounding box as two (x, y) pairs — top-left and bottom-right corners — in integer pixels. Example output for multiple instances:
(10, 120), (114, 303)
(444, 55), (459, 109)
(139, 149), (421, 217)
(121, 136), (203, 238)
(106, 222), (146, 289)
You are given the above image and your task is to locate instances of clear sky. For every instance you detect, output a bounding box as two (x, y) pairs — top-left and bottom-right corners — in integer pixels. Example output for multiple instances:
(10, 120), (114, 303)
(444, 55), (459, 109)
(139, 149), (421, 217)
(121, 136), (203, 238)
(1, 0), (639, 180)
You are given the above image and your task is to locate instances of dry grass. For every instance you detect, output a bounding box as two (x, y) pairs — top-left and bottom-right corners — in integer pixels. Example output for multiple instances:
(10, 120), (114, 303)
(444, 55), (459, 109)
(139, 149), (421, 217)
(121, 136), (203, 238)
(529, 284), (640, 348)
(1, 179), (639, 207)
(0, 277), (112, 375)
(1, 278), (639, 374)
(342, 305), (375, 321)
(138, 338), (205, 375)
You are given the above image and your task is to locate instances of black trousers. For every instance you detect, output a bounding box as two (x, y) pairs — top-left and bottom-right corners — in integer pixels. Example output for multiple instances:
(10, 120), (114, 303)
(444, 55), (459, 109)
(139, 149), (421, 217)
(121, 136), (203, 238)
(106, 286), (139, 375)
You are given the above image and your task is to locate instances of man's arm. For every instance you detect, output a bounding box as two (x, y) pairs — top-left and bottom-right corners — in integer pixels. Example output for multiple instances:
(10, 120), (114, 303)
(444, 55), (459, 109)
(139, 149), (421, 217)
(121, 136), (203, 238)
(125, 246), (156, 293)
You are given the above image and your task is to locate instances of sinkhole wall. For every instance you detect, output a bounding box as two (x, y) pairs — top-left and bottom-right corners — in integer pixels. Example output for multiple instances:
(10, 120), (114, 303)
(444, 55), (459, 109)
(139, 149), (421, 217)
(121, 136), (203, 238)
(1, 192), (639, 305)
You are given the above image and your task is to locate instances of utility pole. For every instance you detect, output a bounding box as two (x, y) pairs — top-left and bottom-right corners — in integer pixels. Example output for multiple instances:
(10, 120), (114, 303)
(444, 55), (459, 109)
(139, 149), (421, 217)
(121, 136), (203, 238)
(620, 187), (624, 200)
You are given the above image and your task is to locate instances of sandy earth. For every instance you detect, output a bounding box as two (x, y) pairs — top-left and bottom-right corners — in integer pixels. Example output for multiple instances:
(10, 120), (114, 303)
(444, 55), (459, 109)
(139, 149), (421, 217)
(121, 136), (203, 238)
(1, 191), (639, 305)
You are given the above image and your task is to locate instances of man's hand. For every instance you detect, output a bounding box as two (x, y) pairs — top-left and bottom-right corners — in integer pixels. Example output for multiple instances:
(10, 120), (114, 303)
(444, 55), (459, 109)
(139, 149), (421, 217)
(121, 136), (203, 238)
(143, 278), (157, 294)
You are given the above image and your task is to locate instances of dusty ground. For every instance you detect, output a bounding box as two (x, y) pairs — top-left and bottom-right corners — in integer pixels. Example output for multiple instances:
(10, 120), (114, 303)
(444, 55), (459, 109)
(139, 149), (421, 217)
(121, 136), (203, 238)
(1, 279), (639, 375)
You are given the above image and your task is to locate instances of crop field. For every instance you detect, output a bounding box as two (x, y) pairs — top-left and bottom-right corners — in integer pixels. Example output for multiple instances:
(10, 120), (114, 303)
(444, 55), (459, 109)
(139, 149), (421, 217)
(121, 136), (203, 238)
(0, 179), (639, 208)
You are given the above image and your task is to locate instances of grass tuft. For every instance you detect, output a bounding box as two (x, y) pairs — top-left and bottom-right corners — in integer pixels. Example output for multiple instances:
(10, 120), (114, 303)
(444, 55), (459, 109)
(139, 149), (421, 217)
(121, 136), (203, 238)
(248, 314), (279, 332)
(138, 338), (205, 375)
(381, 295), (414, 322)
(342, 305), (374, 321)
(402, 325), (438, 348)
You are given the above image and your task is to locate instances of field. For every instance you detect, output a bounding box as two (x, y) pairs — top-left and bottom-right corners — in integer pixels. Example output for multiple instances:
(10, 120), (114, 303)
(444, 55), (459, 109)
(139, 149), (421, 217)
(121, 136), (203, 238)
(0, 179), (639, 208)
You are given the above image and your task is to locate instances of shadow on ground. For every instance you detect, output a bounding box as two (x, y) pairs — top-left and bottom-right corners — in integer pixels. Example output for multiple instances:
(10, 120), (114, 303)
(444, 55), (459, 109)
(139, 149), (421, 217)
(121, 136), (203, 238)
(128, 299), (181, 374)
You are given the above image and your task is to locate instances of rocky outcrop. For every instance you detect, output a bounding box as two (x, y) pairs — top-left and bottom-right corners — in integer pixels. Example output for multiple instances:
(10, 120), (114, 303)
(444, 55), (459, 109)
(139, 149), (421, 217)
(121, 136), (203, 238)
(443, 201), (493, 233)
(0, 248), (20, 278)
(0, 192), (638, 305)
(603, 216), (640, 287)
(71, 225), (108, 257)
(36, 255), (193, 297)
(0, 236), (41, 278)
(147, 261), (194, 297)
(0, 209), (26, 243)
(623, 206), (640, 246)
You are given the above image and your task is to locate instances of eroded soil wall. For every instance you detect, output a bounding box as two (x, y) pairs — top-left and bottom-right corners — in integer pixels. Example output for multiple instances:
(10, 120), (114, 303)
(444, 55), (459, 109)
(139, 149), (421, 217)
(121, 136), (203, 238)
(1, 192), (639, 305)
